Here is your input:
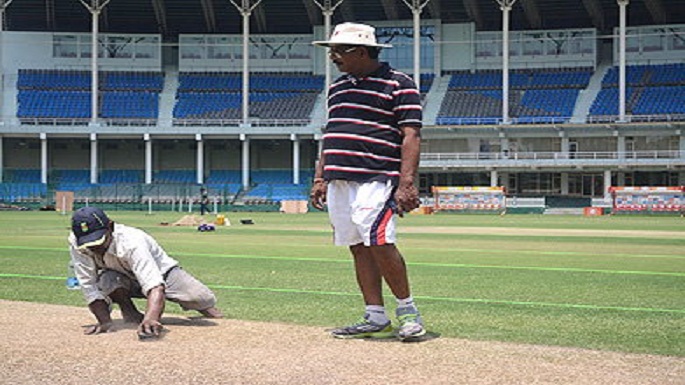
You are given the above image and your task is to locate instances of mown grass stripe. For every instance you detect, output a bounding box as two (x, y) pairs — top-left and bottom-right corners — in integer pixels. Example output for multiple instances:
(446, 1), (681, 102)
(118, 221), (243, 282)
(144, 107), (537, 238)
(3, 244), (685, 261)
(4, 274), (681, 315)
(1, 246), (683, 277)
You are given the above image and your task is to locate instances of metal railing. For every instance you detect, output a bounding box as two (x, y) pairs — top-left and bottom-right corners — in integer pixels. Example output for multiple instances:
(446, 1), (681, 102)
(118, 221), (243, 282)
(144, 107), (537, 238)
(421, 150), (685, 161)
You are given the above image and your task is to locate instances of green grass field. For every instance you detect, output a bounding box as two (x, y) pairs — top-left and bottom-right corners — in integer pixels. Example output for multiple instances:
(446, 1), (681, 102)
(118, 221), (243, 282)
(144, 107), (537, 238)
(0, 210), (683, 356)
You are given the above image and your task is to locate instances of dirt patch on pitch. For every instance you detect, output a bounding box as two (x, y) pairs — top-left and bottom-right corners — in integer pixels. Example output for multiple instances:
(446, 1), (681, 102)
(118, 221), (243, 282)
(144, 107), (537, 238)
(1, 300), (682, 385)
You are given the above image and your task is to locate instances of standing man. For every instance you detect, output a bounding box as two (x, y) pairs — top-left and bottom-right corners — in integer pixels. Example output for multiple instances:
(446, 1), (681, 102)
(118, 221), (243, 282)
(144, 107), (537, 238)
(68, 206), (223, 340)
(311, 22), (425, 341)
(199, 186), (210, 215)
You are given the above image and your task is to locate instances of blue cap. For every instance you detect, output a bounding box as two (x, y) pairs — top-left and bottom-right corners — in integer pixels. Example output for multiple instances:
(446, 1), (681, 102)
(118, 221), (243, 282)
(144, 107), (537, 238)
(71, 207), (111, 248)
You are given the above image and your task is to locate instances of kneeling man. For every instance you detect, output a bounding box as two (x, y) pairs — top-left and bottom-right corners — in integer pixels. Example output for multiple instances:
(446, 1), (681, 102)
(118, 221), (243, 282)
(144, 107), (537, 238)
(68, 207), (222, 339)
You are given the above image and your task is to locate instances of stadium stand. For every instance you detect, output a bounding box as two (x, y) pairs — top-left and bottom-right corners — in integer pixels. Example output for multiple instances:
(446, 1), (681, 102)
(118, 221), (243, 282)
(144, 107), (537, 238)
(173, 72), (324, 123)
(16, 69), (163, 122)
(437, 68), (592, 124)
(590, 63), (685, 118)
(153, 170), (196, 184)
(99, 170), (144, 184)
(3, 169), (41, 183)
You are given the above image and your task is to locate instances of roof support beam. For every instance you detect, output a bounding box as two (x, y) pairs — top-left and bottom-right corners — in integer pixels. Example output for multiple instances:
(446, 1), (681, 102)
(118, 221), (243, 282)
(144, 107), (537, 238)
(339, 1), (355, 22)
(462, 0), (483, 30)
(150, 0), (168, 36)
(581, 0), (605, 31)
(426, 0), (440, 20)
(45, 0), (55, 30)
(380, 0), (400, 20)
(302, 0), (321, 26)
(252, 3), (267, 32)
(643, 0), (667, 24)
(519, 0), (542, 29)
(200, 0), (217, 33)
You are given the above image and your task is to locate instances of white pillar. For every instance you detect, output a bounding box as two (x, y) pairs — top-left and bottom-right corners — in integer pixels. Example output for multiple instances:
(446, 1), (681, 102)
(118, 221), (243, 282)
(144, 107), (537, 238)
(0, 2), (7, 118)
(679, 134), (685, 159)
(412, 4), (421, 87)
(617, 135), (625, 160)
(196, 134), (204, 185)
(490, 170), (498, 187)
(90, 133), (98, 184)
(500, 1), (514, 125)
(561, 173), (569, 195)
(323, 9), (333, 104)
(618, 0), (629, 122)
(144, 133), (152, 184)
(603, 170), (612, 202)
(40, 133), (48, 184)
(90, 9), (99, 125)
(312, 0), (343, 103)
(241, 11), (250, 125)
(0, 136), (3, 182)
(500, 137), (510, 156)
(228, 0), (263, 126)
(560, 136), (570, 156)
(241, 134), (250, 189)
(291, 134), (300, 185)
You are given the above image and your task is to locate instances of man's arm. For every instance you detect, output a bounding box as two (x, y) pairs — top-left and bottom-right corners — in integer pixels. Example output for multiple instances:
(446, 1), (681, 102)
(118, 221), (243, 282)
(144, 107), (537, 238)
(395, 124), (422, 215)
(310, 152), (327, 211)
(138, 285), (165, 337)
(84, 300), (113, 335)
(69, 244), (113, 335)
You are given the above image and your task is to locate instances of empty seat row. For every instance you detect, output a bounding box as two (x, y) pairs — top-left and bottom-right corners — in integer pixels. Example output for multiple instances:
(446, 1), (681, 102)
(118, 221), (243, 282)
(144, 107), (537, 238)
(590, 86), (685, 116)
(446, 69), (592, 90)
(178, 73), (324, 92)
(18, 90), (158, 119)
(18, 69), (164, 91)
(602, 63), (685, 87)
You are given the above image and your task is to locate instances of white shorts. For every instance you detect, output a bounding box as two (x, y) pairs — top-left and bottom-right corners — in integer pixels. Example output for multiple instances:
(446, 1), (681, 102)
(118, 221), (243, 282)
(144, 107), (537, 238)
(327, 180), (397, 246)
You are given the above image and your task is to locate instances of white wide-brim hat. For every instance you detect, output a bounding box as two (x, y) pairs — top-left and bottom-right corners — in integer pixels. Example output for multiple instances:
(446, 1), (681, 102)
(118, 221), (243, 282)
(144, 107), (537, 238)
(312, 22), (392, 48)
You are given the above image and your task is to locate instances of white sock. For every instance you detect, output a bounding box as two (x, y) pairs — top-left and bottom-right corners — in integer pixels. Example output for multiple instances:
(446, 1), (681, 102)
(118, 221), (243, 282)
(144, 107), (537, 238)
(396, 296), (416, 309)
(365, 305), (389, 324)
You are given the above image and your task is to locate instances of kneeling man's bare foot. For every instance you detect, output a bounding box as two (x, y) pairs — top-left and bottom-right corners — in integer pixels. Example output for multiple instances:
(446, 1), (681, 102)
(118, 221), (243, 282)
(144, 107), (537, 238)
(198, 307), (223, 318)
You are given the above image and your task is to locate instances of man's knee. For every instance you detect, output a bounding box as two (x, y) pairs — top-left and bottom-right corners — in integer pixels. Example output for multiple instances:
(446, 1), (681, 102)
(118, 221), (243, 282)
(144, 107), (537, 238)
(97, 270), (137, 298)
(187, 289), (217, 310)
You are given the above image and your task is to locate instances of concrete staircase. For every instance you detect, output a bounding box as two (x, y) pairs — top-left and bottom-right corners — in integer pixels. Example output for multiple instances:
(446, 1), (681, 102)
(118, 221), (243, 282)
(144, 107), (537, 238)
(308, 91), (327, 129)
(570, 63), (611, 123)
(158, 66), (179, 123)
(1, 73), (18, 122)
(422, 74), (449, 125)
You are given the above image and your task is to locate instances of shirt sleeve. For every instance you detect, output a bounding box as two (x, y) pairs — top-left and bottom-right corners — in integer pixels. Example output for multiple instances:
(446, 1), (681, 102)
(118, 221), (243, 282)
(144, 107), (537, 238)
(124, 235), (165, 296)
(69, 243), (106, 305)
(393, 77), (423, 128)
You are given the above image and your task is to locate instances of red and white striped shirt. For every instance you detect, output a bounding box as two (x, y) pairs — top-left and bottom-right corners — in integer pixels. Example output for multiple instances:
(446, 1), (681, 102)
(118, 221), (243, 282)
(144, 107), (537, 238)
(322, 62), (422, 184)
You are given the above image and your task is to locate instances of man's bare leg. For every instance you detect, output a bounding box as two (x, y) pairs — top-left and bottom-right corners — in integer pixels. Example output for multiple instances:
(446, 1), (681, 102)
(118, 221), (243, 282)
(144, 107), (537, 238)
(368, 244), (410, 299)
(350, 244), (384, 306)
(198, 307), (223, 318)
(109, 288), (144, 324)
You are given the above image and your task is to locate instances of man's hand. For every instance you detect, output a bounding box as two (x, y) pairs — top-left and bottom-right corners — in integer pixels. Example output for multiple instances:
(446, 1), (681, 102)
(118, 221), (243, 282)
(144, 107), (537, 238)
(137, 284), (165, 340)
(137, 318), (163, 340)
(310, 178), (327, 211)
(84, 322), (113, 335)
(394, 182), (421, 216)
(85, 299), (113, 335)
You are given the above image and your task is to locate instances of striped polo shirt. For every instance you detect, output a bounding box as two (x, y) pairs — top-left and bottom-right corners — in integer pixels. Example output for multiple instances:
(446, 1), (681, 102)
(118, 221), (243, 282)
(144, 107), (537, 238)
(322, 62), (422, 184)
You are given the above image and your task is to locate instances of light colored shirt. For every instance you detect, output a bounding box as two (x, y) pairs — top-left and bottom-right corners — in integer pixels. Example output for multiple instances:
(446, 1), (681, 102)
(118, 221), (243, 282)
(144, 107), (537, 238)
(68, 223), (179, 305)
